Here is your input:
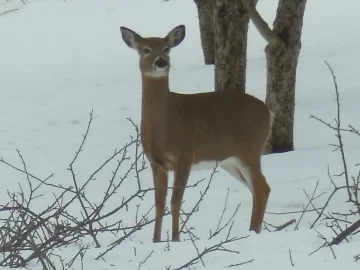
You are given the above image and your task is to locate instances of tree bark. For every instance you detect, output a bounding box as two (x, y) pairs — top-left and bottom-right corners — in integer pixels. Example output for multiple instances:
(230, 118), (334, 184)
(265, 0), (307, 153)
(214, 0), (249, 92)
(194, 0), (215, 65)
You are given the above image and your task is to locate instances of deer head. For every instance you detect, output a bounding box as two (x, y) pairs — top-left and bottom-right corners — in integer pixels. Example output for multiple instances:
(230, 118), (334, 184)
(120, 25), (185, 78)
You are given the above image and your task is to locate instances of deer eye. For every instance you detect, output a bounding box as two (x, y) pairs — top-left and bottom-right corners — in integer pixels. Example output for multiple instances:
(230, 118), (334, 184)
(163, 47), (170, 54)
(143, 47), (151, 54)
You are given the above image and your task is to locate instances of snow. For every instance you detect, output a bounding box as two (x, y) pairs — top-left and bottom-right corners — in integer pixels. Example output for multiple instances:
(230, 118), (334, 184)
(0, 0), (360, 269)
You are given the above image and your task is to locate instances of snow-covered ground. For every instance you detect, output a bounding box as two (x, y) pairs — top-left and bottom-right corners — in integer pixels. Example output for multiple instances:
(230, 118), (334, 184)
(0, 0), (360, 269)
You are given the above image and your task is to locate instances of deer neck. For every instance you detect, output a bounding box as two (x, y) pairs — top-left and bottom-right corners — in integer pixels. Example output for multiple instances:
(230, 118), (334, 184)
(141, 75), (170, 122)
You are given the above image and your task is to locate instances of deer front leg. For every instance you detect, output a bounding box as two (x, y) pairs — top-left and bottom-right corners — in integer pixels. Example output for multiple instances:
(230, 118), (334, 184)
(151, 163), (168, 243)
(171, 157), (192, 242)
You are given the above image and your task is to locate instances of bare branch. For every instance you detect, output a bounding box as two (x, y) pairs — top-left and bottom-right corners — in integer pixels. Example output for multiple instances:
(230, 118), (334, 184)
(329, 218), (360, 246)
(242, 0), (285, 48)
(227, 259), (254, 268)
(289, 249), (294, 266)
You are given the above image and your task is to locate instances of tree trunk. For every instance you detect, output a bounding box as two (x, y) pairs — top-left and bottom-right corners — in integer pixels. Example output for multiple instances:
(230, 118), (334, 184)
(214, 0), (249, 92)
(194, 0), (215, 65)
(265, 0), (307, 153)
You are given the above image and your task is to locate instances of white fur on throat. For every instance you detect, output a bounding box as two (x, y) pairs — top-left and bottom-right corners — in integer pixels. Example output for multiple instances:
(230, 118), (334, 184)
(144, 68), (168, 78)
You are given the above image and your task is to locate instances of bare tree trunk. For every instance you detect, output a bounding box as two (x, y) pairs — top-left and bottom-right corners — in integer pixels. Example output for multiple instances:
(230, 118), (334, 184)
(194, 0), (215, 65)
(214, 0), (249, 92)
(265, 0), (307, 153)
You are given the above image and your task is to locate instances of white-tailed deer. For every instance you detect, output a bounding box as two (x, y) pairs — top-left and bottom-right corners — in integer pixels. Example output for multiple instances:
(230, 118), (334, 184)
(120, 24), (272, 243)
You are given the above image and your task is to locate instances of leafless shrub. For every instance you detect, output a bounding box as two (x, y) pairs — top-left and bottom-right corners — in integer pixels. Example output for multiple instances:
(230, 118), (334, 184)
(0, 110), (148, 268)
(0, 109), (251, 269)
(307, 61), (360, 259)
(261, 61), (360, 261)
(167, 223), (251, 270)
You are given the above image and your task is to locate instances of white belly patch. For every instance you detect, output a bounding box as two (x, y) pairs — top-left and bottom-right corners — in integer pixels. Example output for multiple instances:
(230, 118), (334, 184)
(191, 157), (253, 193)
(191, 157), (238, 171)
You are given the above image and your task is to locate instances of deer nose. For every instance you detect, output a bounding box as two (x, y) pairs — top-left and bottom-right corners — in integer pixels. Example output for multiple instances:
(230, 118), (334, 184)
(154, 57), (168, 69)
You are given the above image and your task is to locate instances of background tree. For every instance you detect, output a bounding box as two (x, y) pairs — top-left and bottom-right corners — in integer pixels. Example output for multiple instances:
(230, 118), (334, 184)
(192, 0), (307, 152)
(244, 0), (307, 153)
(214, 0), (250, 93)
(194, 0), (215, 65)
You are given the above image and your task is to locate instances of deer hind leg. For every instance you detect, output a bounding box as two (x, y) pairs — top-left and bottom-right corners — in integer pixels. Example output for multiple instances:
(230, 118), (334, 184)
(171, 157), (192, 242)
(151, 163), (168, 243)
(236, 157), (271, 234)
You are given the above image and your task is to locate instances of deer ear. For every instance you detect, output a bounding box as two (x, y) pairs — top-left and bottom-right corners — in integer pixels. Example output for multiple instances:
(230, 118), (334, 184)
(120, 26), (142, 49)
(165, 25), (185, 48)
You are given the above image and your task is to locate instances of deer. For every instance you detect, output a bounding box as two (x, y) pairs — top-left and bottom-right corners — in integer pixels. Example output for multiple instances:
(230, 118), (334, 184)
(119, 24), (273, 243)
